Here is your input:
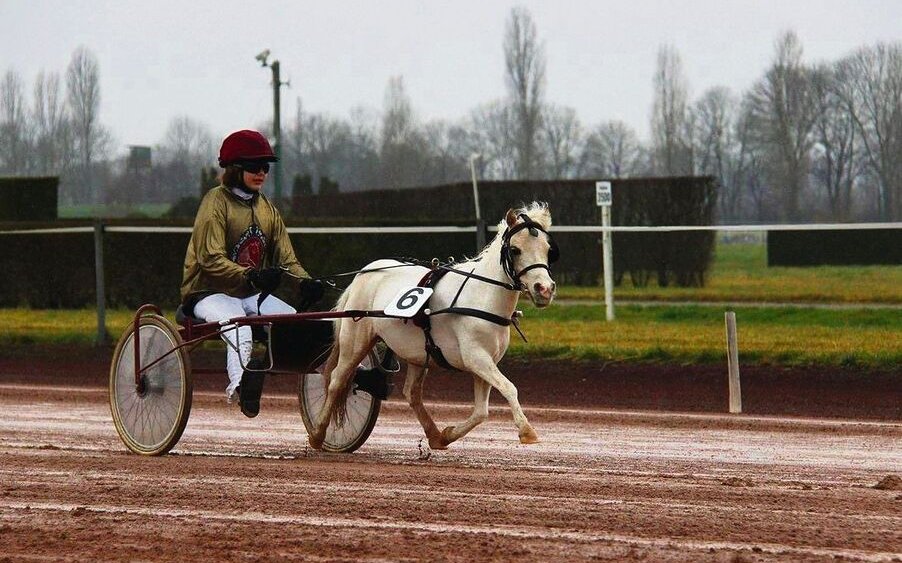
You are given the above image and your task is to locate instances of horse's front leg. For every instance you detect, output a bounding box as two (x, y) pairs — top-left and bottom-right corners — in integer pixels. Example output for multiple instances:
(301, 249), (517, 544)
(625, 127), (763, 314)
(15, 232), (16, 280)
(438, 376), (492, 446)
(468, 359), (539, 444)
(402, 364), (447, 450)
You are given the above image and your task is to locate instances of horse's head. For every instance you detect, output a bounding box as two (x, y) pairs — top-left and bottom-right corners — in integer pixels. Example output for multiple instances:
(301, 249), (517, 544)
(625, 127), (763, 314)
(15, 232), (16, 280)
(502, 204), (558, 308)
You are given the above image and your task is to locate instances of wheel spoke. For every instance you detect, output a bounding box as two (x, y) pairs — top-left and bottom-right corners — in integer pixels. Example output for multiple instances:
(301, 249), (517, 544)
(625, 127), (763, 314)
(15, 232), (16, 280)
(110, 316), (190, 455)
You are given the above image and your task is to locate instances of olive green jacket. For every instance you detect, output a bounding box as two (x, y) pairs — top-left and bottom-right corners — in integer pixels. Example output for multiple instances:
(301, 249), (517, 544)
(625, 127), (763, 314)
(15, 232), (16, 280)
(180, 186), (308, 303)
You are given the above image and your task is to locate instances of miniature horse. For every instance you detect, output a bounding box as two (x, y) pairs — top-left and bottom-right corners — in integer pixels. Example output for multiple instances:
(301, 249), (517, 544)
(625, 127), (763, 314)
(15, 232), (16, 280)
(310, 202), (557, 450)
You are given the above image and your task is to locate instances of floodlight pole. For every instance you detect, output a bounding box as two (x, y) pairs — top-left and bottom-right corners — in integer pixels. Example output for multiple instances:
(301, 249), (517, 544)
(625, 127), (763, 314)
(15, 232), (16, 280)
(469, 154), (485, 251)
(257, 51), (289, 202)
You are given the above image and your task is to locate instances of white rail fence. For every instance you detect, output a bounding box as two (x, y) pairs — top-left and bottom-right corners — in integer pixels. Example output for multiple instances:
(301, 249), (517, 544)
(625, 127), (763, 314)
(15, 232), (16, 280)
(1, 221), (900, 345)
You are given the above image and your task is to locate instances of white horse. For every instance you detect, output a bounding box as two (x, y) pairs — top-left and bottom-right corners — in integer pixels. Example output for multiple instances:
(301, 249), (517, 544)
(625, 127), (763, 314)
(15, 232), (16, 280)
(309, 202), (558, 450)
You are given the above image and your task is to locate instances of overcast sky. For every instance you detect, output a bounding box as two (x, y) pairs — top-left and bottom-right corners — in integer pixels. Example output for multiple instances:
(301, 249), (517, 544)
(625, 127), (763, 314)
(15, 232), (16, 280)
(2, 0), (900, 152)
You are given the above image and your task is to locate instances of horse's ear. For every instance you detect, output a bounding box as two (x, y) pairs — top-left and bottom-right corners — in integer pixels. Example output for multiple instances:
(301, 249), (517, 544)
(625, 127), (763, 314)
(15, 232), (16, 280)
(505, 208), (518, 227)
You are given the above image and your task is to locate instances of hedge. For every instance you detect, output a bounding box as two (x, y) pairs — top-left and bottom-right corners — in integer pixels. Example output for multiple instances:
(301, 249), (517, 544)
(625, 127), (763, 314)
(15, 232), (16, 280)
(768, 229), (902, 266)
(0, 176), (58, 221)
(0, 177), (718, 308)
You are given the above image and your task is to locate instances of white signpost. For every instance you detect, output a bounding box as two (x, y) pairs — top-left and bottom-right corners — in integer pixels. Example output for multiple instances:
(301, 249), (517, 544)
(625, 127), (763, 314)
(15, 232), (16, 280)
(596, 181), (615, 321)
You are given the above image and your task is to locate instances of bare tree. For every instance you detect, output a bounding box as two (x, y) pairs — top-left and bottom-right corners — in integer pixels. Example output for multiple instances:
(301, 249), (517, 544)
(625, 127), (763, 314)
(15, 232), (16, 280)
(66, 46), (103, 204)
(421, 119), (471, 185)
(725, 100), (760, 222)
(582, 120), (641, 178)
(693, 87), (740, 219)
(745, 31), (818, 221)
(285, 99), (308, 178)
(32, 71), (71, 175)
(809, 65), (861, 221)
(341, 105), (381, 190)
(380, 76), (426, 188)
(155, 115), (215, 202)
(541, 104), (583, 178)
(835, 43), (902, 221)
(650, 45), (692, 175)
(694, 87), (734, 178)
(0, 70), (31, 174)
(160, 116), (214, 162)
(303, 112), (352, 192)
(504, 6), (546, 179)
(469, 100), (517, 179)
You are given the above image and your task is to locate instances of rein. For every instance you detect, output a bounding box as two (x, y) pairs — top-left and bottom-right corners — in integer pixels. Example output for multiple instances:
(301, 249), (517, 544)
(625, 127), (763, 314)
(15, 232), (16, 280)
(313, 215), (558, 293)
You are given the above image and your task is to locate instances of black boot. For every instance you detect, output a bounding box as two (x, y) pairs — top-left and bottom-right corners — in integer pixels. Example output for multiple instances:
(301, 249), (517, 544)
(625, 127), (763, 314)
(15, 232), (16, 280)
(237, 359), (266, 418)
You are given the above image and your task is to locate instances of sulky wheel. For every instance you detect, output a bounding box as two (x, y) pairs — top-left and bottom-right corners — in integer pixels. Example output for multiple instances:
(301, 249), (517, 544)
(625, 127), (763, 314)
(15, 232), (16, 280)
(109, 314), (192, 455)
(298, 344), (396, 453)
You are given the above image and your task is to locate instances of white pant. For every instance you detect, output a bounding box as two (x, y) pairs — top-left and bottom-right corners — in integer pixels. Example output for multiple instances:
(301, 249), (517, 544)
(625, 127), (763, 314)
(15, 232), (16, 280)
(193, 293), (296, 397)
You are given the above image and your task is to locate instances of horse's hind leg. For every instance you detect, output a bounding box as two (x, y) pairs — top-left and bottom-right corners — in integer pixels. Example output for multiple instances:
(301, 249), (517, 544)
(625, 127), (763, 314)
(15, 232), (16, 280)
(308, 322), (374, 450)
(438, 376), (492, 446)
(402, 364), (446, 450)
(469, 359), (538, 444)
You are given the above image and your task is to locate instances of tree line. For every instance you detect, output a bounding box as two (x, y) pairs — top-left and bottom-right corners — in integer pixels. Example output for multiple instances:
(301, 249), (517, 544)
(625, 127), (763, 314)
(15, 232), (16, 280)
(1, 7), (899, 222)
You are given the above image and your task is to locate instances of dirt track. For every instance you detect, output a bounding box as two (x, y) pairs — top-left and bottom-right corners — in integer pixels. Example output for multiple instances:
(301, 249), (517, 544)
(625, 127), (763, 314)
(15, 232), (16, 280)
(0, 349), (900, 561)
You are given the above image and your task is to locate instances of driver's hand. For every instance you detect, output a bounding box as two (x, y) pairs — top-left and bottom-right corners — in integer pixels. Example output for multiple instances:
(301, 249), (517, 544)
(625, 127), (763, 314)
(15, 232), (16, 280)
(298, 278), (325, 309)
(247, 267), (283, 293)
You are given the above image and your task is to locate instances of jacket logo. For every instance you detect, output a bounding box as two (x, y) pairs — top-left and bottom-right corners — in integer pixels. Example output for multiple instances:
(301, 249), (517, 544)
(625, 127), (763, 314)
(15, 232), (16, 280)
(231, 225), (267, 269)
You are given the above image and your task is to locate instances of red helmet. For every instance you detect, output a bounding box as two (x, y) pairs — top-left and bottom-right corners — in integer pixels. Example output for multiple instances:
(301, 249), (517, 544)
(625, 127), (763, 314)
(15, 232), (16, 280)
(218, 130), (278, 166)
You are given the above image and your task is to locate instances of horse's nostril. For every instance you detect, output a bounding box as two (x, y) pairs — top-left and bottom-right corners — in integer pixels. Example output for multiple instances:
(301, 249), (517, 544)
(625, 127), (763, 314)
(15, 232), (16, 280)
(533, 282), (544, 293)
(551, 282), (556, 292)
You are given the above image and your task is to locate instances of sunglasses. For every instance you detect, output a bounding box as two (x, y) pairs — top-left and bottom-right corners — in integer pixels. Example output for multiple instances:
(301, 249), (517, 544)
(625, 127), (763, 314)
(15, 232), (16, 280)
(236, 162), (270, 174)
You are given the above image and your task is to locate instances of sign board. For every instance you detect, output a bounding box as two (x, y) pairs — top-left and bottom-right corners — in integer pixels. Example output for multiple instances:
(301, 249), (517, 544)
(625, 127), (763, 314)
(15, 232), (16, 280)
(128, 145), (152, 169)
(384, 286), (433, 318)
(595, 181), (612, 207)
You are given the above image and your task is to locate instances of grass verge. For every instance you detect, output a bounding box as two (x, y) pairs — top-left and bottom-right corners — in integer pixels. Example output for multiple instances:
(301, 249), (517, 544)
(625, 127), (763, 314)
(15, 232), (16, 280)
(2, 304), (900, 370)
(557, 243), (902, 304)
(508, 303), (902, 368)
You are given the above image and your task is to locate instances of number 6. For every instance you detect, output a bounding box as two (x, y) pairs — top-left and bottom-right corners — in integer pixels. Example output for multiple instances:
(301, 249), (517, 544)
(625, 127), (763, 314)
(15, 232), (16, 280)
(397, 287), (425, 309)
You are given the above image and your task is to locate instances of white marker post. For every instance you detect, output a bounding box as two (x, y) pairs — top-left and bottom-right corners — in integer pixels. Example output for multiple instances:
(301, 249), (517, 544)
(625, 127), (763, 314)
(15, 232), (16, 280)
(725, 311), (742, 413)
(596, 181), (614, 321)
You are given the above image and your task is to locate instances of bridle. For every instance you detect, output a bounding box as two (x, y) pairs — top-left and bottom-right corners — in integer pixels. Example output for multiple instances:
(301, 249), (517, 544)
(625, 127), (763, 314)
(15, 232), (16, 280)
(499, 213), (560, 291)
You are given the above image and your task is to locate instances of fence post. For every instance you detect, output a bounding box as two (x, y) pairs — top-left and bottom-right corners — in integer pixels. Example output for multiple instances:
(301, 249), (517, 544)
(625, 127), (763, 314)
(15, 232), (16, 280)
(725, 311), (742, 413)
(602, 205), (615, 321)
(476, 218), (486, 252)
(94, 221), (108, 346)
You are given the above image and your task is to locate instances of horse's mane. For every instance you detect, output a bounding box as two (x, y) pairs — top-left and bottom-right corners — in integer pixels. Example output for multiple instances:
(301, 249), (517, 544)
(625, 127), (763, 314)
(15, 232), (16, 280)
(463, 201), (552, 263)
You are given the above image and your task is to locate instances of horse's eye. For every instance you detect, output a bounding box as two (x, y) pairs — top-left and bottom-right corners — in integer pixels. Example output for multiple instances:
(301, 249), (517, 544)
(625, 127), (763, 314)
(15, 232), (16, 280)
(510, 246), (521, 256)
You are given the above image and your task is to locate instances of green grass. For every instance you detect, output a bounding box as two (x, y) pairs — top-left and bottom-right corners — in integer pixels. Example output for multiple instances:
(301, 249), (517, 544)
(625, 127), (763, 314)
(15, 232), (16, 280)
(2, 303), (899, 369)
(558, 243), (902, 304)
(2, 242), (899, 369)
(509, 303), (902, 368)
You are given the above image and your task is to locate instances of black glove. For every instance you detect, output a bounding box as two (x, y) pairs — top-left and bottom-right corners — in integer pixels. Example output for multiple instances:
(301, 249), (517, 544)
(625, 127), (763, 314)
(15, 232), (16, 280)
(298, 278), (325, 309)
(247, 267), (283, 293)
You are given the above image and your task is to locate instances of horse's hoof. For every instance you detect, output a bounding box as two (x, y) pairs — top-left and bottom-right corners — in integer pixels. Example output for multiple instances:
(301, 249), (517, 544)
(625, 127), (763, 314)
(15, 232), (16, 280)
(428, 433), (450, 450)
(519, 427), (540, 444)
(308, 436), (324, 450)
(441, 426), (457, 443)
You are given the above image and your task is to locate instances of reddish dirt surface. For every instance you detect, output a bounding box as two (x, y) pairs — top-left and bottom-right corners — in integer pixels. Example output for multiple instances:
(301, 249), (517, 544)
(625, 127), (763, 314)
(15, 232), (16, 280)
(1, 345), (900, 561)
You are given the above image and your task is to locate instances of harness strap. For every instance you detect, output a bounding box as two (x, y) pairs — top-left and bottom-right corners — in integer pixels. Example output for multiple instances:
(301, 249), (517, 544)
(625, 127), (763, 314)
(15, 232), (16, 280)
(422, 324), (459, 371)
(515, 263), (552, 278)
(429, 307), (511, 326)
(439, 266), (520, 291)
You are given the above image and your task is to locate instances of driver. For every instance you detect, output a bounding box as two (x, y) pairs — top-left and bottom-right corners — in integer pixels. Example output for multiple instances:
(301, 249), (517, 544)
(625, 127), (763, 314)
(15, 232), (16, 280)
(180, 129), (324, 418)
